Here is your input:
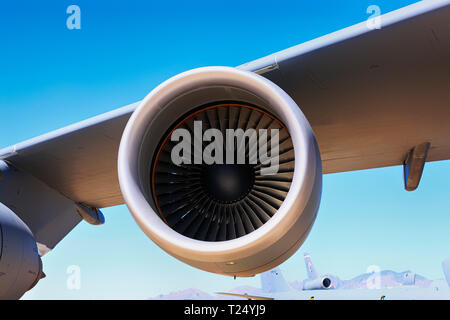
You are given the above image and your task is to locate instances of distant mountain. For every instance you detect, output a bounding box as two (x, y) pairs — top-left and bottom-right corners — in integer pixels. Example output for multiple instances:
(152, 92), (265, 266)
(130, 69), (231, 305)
(226, 285), (265, 296)
(335, 270), (431, 289)
(149, 270), (433, 300)
(149, 288), (216, 300)
(149, 286), (264, 300)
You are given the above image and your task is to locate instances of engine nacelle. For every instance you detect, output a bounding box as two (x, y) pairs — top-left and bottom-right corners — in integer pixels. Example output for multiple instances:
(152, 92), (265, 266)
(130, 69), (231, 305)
(0, 203), (43, 299)
(303, 277), (332, 290)
(118, 66), (322, 276)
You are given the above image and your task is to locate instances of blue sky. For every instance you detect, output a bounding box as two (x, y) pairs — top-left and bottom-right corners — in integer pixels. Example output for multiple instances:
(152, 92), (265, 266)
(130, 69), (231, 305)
(1, 0), (449, 299)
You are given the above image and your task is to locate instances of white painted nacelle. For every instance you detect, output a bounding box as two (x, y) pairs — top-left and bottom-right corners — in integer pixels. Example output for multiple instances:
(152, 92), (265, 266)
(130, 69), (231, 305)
(303, 277), (332, 290)
(0, 203), (44, 299)
(118, 67), (322, 277)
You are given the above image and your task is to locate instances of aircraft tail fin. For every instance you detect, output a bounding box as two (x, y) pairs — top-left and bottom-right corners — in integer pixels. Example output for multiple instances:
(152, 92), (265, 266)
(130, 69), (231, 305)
(304, 253), (319, 280)
(260, 267), (291, 293)
(443, 257), (450, 288)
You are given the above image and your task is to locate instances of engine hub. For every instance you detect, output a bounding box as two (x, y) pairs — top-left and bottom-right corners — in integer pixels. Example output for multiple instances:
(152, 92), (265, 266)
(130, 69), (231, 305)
(202, 163), (254, 203)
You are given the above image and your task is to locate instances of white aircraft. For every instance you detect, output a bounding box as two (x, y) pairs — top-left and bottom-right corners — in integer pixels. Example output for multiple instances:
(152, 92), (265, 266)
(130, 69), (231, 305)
(302, 253), (334, 290)
(1, 0), (450, 299)
(218, 253), (334, 300)
(218, 257), (450, 300)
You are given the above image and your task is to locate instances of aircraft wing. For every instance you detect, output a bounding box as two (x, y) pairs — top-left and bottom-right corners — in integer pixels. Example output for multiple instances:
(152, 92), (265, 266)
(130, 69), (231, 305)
(0, 103), (138, 209)
(1, 0), (449, 210)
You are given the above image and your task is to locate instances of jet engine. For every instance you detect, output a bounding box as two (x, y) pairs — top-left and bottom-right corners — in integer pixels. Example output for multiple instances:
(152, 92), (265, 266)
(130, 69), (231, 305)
(118, 66), (322, 277)
(0, 203), (44, 299)
(302, 277), (332, 290)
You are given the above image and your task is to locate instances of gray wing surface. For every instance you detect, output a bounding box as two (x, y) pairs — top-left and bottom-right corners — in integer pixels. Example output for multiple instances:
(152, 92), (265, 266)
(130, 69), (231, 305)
(0, 103), (138, 209)
(1, 0), (450, 210)
(240, 0), (450, 174)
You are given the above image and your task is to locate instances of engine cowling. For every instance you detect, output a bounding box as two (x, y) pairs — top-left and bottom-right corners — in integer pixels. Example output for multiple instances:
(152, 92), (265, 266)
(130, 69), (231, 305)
(303, 277), (332, 290)
(118, 66), (322, 277)
(0, 203), (43, 299)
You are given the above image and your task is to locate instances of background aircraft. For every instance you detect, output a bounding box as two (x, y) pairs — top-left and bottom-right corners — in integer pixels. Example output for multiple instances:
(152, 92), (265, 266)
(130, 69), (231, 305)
(218, 256), (450, 300)
(302, 253), (334, 290)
